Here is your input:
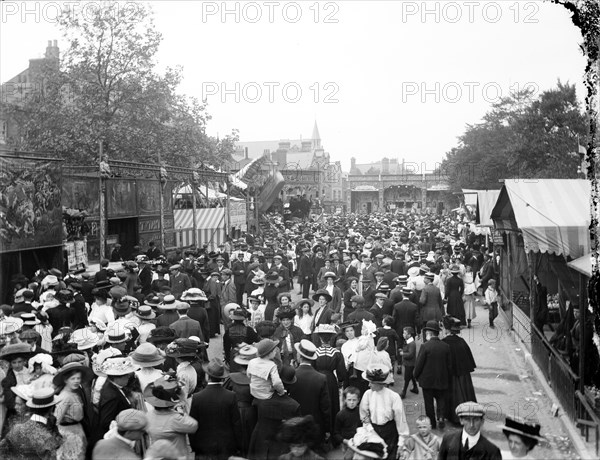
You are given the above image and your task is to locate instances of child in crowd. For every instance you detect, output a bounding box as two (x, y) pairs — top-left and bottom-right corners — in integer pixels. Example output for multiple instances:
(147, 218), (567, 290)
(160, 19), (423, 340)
(376, 315), (400, 372)
(484, 279), (499, 328)
(399, 327), (418, 399)
(400, 415), (441, 460)
(333, 387), (362, 450)
(247, 338), (286, 400)
(372, 337), (393, 371)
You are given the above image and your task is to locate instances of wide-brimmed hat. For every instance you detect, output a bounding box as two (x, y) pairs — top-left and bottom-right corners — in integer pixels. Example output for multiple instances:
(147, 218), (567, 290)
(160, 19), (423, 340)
(0, 342), (32, 362)
(340, 321), (359, 331)
(0, 317), (24, 335)
(265, 273), (283, 284)
(146, 327), (177, 344)
(323, 271), (339, 281)
(203, 357), (230, 379)
(144, 295), (162, 308)
(69, 328), (100, 350)
(112, 298), (132, 315)
(53, 359), (94, 387)
(312, 289), (332, 302)
(160, 295), (178, 310)
(422, 320), (440, 333)
(130, 342), (165, 368)
(89, 318), (107, 332)
(165, 338), (204, 358)
(500, 415), (546, 442)
(233, 344), (258, 366)
(314, 324), (337, 336)
(181, 288), (208, 302)
(256, 338), (279, 358)
(450, 265), (461, 274)
(345, 427), (388, 459)
(362, 363), (394, 385)
(294, 339), (317, 360)
(100, 357), (140, 376)
(247, 295), (261, 304)
(276, 307), (296, 319)
(92, 348), (122, 376)
(105, 325), (130, 344)
(224, 303), (242, 320)
(297, 298), (314, 309)
(26, 387), (59, 409)
(251, 275), (266, 285)
(135, 305), (156, 320)
(143, 375), (181, 408)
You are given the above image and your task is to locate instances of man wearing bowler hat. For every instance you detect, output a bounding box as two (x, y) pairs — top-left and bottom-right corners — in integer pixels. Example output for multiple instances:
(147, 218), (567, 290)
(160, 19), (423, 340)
(414, 320), (452, 430)
(438, 402), (501, 460)
(189, 358), (242, 459)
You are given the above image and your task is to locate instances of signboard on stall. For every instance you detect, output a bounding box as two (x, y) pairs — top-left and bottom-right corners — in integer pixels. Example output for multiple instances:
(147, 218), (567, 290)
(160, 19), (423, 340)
(493, 231), (504, 246)
(65, 239), (89, 271)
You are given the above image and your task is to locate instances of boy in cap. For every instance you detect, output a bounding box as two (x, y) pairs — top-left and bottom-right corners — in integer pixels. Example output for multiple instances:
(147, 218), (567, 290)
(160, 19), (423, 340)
(92, 409), (148, 459)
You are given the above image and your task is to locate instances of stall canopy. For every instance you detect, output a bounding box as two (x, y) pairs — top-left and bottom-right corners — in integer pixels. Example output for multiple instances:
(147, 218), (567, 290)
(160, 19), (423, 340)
(475, 190), (501, 227)
(567, 253), (592, 277)
(491, 179), (591, 258)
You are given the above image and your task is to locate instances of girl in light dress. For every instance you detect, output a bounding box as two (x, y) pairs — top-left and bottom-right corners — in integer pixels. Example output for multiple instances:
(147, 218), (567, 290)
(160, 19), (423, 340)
(462, 265), (477, 328)
(294, 300), (314, 339)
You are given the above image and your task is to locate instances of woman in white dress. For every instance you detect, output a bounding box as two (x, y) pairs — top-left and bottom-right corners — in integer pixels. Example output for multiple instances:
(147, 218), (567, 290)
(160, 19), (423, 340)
(462, 265), (477, 328)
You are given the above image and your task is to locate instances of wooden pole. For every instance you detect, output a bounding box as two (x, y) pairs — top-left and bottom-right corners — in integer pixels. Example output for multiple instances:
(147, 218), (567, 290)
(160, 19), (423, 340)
(192, 174), (198, 249)
(158, 152), (165, 252)
(225, 172), (231, 239)
(98, 140), (106, 260)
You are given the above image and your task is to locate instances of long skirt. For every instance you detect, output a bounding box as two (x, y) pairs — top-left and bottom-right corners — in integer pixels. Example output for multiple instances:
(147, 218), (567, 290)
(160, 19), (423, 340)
(348, 372), (370, 399)
(463, 294), (476, 321)
(446, 292), (466, 325)
(446, 374), (477, 424)
(57, 423), (87, 460)
(207, 300), (220, 337)
(372, 420), (398, 460)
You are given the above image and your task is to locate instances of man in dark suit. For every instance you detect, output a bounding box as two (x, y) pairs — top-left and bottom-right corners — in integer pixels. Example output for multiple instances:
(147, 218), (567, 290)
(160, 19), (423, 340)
(170, 303), (203, 339)
(47, 290), (76, 337)
(189, 358), (242, 459)
(438, 401), (502, 460)
(182, 290), (211, 343)
(347, 295), (375, 326)
(273, 254), (291, 292)
(288, 340), (331, 446)
(137, 257), (153, 296)
(419, 273), (444, 341)
(369, 293), (387, 328)
(94, 259), (110, 284)
(392, 287), (418, 349)
(169, 264), (192, 300)
(298, 247), (314, 298)
(97, 366), (136, 444)
(391, 252), (407, 277)
(414, 321), (452, 430)
(231, 252), (247, 305)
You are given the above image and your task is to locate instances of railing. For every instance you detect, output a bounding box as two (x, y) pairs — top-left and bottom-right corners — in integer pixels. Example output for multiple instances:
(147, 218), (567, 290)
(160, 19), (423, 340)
(575, 390), (600, 456)
(530, 324), (579, 421)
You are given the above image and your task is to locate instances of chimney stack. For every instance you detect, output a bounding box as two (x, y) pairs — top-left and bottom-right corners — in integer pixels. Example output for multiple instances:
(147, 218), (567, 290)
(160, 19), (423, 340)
(244, 147), (249, 159)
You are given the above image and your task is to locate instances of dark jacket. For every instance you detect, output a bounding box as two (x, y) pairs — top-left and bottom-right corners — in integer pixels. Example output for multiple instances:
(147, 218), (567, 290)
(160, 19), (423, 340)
(438, 429), (502, 460)
(288, 363), (332, 439)
(187, 304), (210, 342)
(47, 304), (75, 337)
(98, 380), (132, 438)
(189, 384), (242, 457)
(414, 336), (452, 390)
(392, 299), (418, 338)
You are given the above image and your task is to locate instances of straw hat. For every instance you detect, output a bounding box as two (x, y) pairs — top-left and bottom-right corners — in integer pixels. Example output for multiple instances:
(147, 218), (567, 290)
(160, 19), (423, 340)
(129, 343), (165, 368)
(181, 288), (208, 302)
(105, 326), (130, 344)
(0, 317), (23, 335)
(135, 305), (156, 320)
(500, 415), (546, 443)
(294, 339), (317, 361)
(233, 344), (258, 366)
(100, 357), (140, 376)
(159, 295), (178, 310)
(26, 387), (59, 409)
(92, 347), (123, 376)
(165, 338), (204, 358)
(314, 324), (337, 336)
(69, 328), (100, 350)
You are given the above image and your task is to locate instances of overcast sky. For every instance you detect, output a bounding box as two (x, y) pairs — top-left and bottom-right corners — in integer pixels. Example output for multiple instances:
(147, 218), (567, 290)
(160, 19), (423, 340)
(1, 1), (586, 171)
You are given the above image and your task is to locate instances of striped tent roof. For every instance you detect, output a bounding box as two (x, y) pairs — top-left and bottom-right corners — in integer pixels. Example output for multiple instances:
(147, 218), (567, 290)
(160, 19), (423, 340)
(491, 179), (591, 258)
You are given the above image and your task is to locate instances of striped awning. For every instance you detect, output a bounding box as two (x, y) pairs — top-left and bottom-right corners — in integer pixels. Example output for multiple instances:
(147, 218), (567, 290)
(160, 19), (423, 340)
(491, 179), (591, 258)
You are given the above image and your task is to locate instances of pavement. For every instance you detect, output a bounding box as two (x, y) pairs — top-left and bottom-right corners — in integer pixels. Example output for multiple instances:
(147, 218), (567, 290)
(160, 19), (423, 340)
(205, 282), (586, 459)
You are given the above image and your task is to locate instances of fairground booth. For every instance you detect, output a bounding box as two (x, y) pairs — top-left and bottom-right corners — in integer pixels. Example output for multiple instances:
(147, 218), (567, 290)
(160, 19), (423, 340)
(490, 179), (599, 452)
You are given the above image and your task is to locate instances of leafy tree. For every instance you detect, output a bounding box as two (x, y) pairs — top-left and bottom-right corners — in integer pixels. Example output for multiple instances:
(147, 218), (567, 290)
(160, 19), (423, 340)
(3, 3), (236, 168)
(439, 82), (587, 192)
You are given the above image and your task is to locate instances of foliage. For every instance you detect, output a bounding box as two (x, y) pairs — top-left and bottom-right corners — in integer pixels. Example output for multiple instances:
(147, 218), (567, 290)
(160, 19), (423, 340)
(3, 3), (236, 168)
(439, 81), (587, 192)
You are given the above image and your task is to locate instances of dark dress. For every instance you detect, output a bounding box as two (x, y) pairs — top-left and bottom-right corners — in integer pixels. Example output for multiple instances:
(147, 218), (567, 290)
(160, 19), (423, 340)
(224, 372), (257, 456)
(442, 333), (477, 423)
(445, 275), (466, 325)
(314, 345), (347, 433)
(223, 323), (260, 373)
(263, 286), (279, 321)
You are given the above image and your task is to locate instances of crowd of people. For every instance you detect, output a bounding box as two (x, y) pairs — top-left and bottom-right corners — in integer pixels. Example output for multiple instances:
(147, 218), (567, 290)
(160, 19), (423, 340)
(0, 210), (548, 459)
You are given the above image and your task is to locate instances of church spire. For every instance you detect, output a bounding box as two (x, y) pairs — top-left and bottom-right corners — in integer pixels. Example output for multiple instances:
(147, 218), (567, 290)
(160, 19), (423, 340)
(312, 120), (321, 149)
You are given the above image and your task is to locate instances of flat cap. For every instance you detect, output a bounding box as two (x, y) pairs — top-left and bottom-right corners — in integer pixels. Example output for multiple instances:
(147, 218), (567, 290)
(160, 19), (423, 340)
(116, 409), (148, 431)
(456, 401), (485, 417)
